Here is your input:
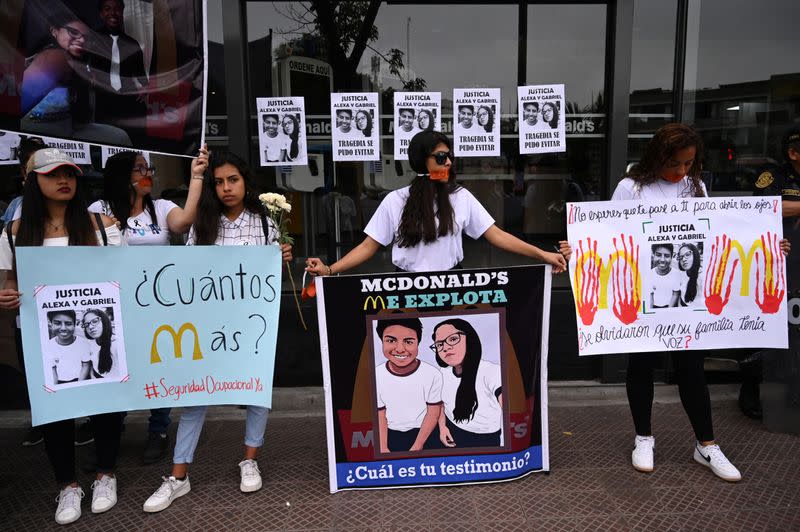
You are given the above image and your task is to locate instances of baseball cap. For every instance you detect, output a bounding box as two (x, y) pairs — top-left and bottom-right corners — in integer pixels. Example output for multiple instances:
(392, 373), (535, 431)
(26, 147), (83, 175)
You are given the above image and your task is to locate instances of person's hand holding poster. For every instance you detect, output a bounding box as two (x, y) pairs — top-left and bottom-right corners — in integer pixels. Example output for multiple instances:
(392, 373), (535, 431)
(330, 93), (380, 162)
(517, 84), (566, 155)
(393, 92), (441, 160)
(453, 88), (500, 157)
(257, 96), (307, 166)
(566, 196), (788, 355)
(0, 0), (207, 156)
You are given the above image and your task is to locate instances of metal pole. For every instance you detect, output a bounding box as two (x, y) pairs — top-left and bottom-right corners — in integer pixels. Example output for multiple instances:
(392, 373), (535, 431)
(221, 0), (251, 164)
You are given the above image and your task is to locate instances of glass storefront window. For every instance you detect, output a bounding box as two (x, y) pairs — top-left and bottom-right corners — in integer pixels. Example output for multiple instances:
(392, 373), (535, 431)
(682, 0), (800, 195)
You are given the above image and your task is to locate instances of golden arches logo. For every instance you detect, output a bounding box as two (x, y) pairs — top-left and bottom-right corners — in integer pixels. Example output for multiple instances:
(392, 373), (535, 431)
(150, 323), (203, 364)
(363, 295), (386, 311)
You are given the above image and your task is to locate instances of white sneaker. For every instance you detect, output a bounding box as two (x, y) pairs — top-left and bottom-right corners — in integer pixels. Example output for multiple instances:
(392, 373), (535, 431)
(632, 435), (655, 472)
(91, 474), (117, 513)
(55, 485), (84, 525)
(142, 475), (191, 513)
(239, 459), (263, 493)
(693, 442), (742, 482)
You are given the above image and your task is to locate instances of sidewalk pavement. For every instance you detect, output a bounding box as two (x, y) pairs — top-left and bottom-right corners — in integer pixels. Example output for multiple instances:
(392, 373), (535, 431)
(1, 385), (799, 531)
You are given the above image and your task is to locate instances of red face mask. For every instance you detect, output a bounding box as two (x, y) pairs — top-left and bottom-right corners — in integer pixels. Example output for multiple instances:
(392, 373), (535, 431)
(662, 174), (684, 183)
(428, 169), (449, 182)
(136, 177), (153, 188)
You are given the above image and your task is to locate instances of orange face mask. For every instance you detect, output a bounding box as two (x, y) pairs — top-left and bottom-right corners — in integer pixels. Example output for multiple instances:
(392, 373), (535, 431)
(136, 177), (153, 188)
(662, 174), (684, 183)
(428, 169), (449, 182)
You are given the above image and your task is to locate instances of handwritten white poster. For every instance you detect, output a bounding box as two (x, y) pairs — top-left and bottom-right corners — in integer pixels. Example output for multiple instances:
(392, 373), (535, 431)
(393, 92), (441, 160)
(256, 97), (307, 166)
(517, 84), (566, 155)
(330, 93), (380, 161)
(453, 88), (500, 157)
(566, 196), (788, 355)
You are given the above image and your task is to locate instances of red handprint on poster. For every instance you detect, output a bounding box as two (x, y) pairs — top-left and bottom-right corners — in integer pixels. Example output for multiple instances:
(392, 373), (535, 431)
(704, 235), (739, 315)
(610, 234), (640, 324)
(754, 232), (785, 314)
(574, 238), (601, 325)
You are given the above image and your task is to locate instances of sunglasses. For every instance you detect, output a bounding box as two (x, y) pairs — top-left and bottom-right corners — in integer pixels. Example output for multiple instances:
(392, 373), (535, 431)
(132, 165), (156, 176)
(429, 151), (454, 165)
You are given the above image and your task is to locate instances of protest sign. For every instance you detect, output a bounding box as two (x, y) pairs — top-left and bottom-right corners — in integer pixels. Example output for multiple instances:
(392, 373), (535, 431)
(257, 96), (307, 166)
(315, 265), (551, 492)
(517, 84), (566, 154)
(0, 129), (91, 165)
(566, 196), (788, 356)
(0, 0), (207, 157)
(101, 145), (150, 167)
(393, 92), (441, 160)
(453, 88), (500, 157)
(17, 245), (282, 426)
(330, 92), (379, 161)
(0, 130), (21, 164)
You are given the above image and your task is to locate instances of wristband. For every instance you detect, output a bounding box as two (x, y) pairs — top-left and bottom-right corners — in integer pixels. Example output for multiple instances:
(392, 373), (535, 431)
(327, 265), (333, 276)
(191, 174), (204, 180)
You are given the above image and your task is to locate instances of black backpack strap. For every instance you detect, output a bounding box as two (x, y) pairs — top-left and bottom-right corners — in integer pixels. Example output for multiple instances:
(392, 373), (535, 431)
(94, 212), (108, 246)
(6, 224), (13, 255)
(260, 211), (272, 244)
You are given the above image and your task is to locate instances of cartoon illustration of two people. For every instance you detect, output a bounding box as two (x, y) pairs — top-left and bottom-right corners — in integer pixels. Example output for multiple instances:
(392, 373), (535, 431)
(374, 316), (503, 454)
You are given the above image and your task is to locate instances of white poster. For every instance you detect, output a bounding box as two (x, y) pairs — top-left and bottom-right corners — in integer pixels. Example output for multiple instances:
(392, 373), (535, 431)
(517, 84), (566, 155)
(35, 282), (128, 390)
(0, 131), (91, 166)
(101, 146), (151, 167)
(566, 196), (788, 356)
(0, 130), (21, 165)
(393, 92), (442, 160)
(330, 92), (380, 161)
(453, 88), (500, 157)
(256, 96), (308, 166)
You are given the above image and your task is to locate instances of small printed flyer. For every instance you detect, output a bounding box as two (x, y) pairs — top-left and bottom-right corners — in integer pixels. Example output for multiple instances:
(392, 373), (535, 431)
(453, 88), (500, 157)
(330, 92), (380, 161)
(256, 96), (308, 166)
(517, 84), (566, 155)
(101, 146), (150, 167)
(393, 92), (442, 160)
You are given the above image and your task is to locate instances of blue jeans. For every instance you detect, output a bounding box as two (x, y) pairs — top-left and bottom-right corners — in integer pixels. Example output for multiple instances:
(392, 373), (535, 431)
(172, 406), (269, 464)
(148, 408), (171, 434)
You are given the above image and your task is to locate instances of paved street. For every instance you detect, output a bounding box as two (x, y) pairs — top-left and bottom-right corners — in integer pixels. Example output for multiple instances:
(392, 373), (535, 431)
(1, 388), (799, 531)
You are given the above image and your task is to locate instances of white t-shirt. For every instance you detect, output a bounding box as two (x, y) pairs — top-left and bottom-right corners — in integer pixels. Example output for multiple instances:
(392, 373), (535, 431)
(186, 209), (279, 246)
(263, 134), (290, 162)
(364, 186), (495, 272)
(375, 359), (443, 432)
(611, 176), (707, 201)
(88, 338), (121, 379)
(441, 359), (503, 434)
(0, 225), (124, 270)
(649, 267), (683, 307)
(44, 336), (92, 384)
(88, 199), (178, 246)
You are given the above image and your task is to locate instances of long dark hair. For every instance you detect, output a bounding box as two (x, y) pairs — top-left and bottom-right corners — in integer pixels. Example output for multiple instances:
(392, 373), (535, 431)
(193, 150), (266, 245)
(478, 105), (494, 133)
(678, 243), (701, 303)
(434, 318), (482, 423)
(397, 131), (458, 248)
(356, 110), (373, 137)
(83, 308), (113, 375)
(282, 114), (300, 160)
(417, 109), (435, 131)
(626, 123), (706, 197)
(102, 151), (157, 231)
(542, 102), (559, 128)
(17, 170), (96, 246)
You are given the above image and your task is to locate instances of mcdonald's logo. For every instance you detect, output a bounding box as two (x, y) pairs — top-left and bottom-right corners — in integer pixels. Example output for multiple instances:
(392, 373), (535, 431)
(150, 323), (203, 364)
(363, 295), (386, 311)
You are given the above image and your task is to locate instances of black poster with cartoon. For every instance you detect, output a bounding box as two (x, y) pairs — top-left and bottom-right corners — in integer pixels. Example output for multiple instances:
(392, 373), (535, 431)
(315, 265), (551, 492)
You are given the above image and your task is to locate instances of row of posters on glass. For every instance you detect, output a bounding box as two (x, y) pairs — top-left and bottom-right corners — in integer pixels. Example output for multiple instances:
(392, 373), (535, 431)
(256, 84), (565, 167)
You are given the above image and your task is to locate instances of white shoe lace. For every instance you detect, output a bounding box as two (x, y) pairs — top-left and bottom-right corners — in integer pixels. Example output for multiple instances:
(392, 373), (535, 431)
(154, 476), (178, 498)
(91, 476), (113, 500)
(239, 460), (260, 480)
(56, 486), (85, 509)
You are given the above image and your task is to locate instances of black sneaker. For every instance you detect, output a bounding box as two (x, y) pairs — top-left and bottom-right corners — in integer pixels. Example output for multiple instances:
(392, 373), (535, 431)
(143, 432), (169, 464)
(22, 427), (44, 446)
(75, 420), (94, 446)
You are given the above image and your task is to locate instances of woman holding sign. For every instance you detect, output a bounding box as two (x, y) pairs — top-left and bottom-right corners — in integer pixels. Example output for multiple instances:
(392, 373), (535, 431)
(142, 151), (292, 513)
(305, 130), (569, 275)
(88, 148), (206, 464)
(0, 148), (124, 524)
(610, 123), (788, 482)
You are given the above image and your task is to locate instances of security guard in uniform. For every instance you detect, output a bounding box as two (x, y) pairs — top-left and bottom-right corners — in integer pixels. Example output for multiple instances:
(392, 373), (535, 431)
(745, 127), (800, 418)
